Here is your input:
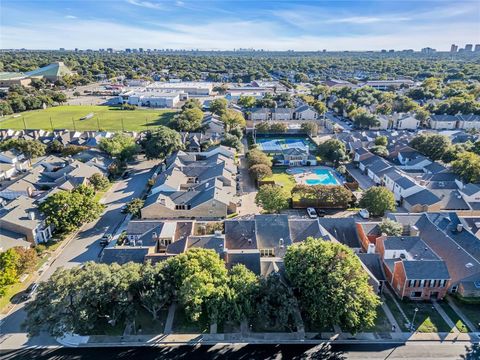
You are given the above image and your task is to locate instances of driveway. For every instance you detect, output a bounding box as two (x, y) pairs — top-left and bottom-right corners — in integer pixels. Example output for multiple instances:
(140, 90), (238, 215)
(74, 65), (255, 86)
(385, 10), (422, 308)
(0, 158), (158, 348)
(346, 164), (375, 190)
(237, 140), (261, 216)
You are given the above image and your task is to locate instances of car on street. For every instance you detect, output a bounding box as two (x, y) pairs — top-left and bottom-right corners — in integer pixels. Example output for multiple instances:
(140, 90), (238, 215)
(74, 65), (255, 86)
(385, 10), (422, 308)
(306, 207), (318, 219)
(316, 209), (326, 217)
(122, 171), (131, 179)
(359, 209), (370, 219)
(22, 283), (39, 301)
(100, 233), (113, 246)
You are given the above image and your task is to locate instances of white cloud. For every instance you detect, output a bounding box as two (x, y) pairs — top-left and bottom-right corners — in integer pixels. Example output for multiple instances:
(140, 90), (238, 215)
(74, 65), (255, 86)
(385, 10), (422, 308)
(126, 0), (164, 10)
(65, 15), (77, 19)
(325, 16), (411, 24)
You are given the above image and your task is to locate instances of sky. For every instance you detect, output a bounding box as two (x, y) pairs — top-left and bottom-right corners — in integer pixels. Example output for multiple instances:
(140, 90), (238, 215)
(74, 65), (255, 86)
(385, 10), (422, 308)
(1, 0), (479, 51)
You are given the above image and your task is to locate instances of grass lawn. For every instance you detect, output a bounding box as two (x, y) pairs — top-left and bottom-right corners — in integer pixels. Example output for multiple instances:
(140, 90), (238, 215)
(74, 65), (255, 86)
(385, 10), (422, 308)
(382, 293), (409, 332)
(0, 274), (34, 313)
(0, 105), (177, 131)
(366, 306), (393, 333)
(262, 167), (296, 195)
(171, 306), (209, 334)
(438, 300), (471, 333)
(449, 296), (480, 330)
(397, 300), (451, 333)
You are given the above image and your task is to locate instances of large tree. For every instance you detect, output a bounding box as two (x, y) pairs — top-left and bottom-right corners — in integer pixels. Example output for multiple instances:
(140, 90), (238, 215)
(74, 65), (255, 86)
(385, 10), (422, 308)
(348, 108), (380, 129)
(378, 218), (403, 236)
(249, 164), (272, 182)
(99, 133), (138, 162)
(246, 149), (272, 168)
(227, 264), (258, 324)
(164, 248), (230, 325)
(284, 238), (380, 334)
(318, 139), (347, 166)
(237, 96), (256, 108)
(451, 152), (480, 183)
(255, 185), (290, 213)
(359, 186), (396, 217)
(0, 249), (20, 296)
(25, 262), (141, 337)
(171, 107), (204, 132)
(136, 262), (174, 320)
(39, 185), (104, 235)
(301, 122), (318, 136)
(409, 133), (451, 161)
(142, 125), (183, 159)
(221, 109), (246, 131)
(89, 173), (110, 192)
(0, 139), (46, 159)
(209, 98), (228, 116)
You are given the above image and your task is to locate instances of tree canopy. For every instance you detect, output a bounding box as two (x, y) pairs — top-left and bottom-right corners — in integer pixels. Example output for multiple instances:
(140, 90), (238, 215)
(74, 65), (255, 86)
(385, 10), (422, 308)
(284, 238), (380, 334)
(255, 185), (290, 213)
(99, 133), (138, 162)
(359, 186), (396, 217)
(142, 125), (183, 159)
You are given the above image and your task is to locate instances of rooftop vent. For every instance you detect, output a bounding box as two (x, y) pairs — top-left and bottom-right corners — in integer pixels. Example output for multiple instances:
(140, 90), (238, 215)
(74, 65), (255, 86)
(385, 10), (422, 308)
(466, 263), (474, 268)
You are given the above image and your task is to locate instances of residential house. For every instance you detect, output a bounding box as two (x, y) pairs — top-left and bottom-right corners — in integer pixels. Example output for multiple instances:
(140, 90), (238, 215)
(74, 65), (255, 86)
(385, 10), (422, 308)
(429, 114), (458, 130)
(389, 213), (480, 298)
(142, 147), (237, 220)
(0, 196), (53, 244)
(294, 105), (319, 120)
(376, 235), (450, 300)
(272, 108), (293, 121)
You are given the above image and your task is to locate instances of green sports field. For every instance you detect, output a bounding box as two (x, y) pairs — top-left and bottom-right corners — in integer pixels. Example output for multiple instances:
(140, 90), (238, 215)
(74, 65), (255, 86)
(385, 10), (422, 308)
(0, 106), (177, 131)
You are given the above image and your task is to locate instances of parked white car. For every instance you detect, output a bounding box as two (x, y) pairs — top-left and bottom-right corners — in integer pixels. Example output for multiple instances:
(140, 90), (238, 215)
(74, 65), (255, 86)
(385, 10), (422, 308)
(307, 207), (318, 219)
(359, 209), (370, 219)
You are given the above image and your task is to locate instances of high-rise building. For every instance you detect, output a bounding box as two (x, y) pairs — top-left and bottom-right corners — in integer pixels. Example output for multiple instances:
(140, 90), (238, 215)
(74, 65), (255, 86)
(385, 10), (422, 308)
(465, 44), (473, 51)
(474, 44), (480, 52)
(421, 47), (436, 54)
(450, 44), (458, 52)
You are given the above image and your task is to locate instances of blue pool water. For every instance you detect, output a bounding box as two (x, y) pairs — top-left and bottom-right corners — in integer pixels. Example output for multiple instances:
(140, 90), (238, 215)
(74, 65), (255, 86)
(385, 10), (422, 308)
(305, 169), (340, 185)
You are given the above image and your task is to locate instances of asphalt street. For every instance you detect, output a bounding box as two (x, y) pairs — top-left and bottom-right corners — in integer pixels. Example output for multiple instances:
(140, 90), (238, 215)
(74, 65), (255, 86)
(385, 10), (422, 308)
(0, 342), (478, 360)
(0, 158), (158, 348)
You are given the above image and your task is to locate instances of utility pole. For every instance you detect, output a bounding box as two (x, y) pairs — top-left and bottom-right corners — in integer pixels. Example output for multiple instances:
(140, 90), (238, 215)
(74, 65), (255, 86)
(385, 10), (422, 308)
(97, 117), (100, 131)
(72, 117), (76, 131)
(121, 118), (125, 132)
(410, 307), (419, 331)
(50, 117), (54, 131)
(22, 117), (27, 130)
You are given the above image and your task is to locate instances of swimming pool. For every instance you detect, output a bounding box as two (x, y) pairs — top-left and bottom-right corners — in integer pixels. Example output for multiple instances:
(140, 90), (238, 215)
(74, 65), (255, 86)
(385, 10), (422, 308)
(304, 169), (340, 185)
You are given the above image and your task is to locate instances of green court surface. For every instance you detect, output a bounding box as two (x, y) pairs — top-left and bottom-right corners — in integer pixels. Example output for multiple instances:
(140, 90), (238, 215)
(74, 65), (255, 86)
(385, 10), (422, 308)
(0, 105), (177, 131)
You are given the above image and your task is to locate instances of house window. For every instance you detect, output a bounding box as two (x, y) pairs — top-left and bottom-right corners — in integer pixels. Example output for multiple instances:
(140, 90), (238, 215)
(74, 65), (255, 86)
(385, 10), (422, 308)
(160, 238), (172, 246)
(260, 248), (274, 257)
(451, 285), (458, 293)
(440, 279), (446, 288)
(420, 280), (425, 287)
(410, 291), (422, 298)
(407, 280), (413, 287)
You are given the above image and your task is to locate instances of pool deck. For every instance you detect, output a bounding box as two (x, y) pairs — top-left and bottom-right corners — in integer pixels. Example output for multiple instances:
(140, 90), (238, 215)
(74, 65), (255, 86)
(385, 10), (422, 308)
(287, 166), (344, 186)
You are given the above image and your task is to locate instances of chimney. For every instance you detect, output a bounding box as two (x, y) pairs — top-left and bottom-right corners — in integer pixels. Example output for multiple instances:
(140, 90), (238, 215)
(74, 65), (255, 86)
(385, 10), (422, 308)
(457, 223), (463, 232)
(367, 243), (376, 254)
(409, 225), (419, 236)
(28, 211), (35, 220)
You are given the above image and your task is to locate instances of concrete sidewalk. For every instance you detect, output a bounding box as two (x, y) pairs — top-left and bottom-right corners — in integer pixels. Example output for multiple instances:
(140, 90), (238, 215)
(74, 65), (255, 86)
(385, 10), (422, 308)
(77, 330), (479, 348)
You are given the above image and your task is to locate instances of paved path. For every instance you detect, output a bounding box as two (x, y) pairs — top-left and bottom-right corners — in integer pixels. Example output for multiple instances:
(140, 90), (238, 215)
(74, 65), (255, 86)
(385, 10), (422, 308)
(346, 164), (376, 189)
(164, 303), (176, 334)
(381, 302), (401, 333)
(432, 301), (458, 333)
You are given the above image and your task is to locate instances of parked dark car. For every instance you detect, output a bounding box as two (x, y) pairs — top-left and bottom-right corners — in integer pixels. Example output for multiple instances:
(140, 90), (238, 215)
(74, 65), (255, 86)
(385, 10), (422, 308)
(122, 171), (130, 179)
(22, 283), (39, 301)
(100, 233), (113, 247)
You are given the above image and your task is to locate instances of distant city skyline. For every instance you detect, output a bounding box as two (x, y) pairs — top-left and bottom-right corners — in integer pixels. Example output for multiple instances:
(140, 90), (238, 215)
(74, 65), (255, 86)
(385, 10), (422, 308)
(1, 0), (479, 51)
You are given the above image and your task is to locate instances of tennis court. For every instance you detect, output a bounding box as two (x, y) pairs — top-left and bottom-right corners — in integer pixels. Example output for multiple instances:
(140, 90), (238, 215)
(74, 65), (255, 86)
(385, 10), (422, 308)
(256, 136), (315, 152)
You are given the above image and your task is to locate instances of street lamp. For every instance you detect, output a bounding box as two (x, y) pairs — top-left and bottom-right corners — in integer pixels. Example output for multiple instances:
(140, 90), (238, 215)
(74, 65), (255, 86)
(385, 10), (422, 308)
(410, 307), (419, 332)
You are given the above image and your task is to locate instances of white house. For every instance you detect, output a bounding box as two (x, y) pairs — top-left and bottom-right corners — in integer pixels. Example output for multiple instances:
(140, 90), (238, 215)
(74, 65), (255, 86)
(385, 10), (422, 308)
(294, 105), (319, 120)
(429, 114), (457, 130)
(394, 113), (420, 130)
(272, 108), (293, 121)
(456, 114), (480, 130)
(0, 149), (26, 171)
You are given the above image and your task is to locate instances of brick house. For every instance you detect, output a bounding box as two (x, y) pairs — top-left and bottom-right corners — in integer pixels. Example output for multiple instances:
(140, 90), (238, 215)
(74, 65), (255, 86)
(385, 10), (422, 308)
(376, 235), (450, 300)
